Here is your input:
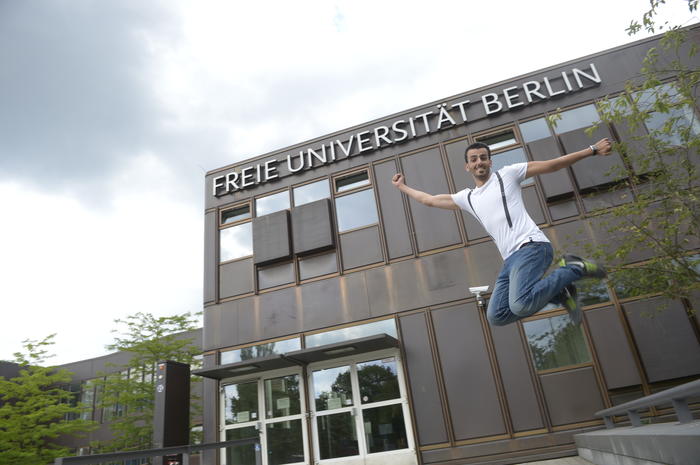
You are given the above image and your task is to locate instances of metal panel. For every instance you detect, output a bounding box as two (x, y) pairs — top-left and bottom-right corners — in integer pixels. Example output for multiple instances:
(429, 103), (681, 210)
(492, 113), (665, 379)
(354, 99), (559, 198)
(340, 226), (383, 270)
(258, 287), (302, 340)
(399, 312), (448, 446)
(204, 211), (217, 304)
(545, 220), (591, 259)
(432, 303), (506, 440)
(540, 366), (605, 426)
(419, 247), (471, 304)
(489, 323), (545, 432)
(464, 241), (502, 287)
(252, 210), (292, 265)
(582, 187), (632, 213)
(613, 119), (651, 175)
(236, 297), (262, 346)
(374, 160), (413, 259)
(526, 137), (575, 199)
(623, 297), (700, 383)
(258, 262), (295, 289)
(558, 126), (625, 190)
(445, 139), (489, 240)
(203, 300), (238, 351)
(585, 305), (642, 389)
(523, 185), (546, 225)
(219, 258), (254, 299)
(364, 259), (430, 316)
(548, 199), (579, 221)
(401, 147), (462, 252)
(291, 198), (335, 256)
(299, 251), (337, 280)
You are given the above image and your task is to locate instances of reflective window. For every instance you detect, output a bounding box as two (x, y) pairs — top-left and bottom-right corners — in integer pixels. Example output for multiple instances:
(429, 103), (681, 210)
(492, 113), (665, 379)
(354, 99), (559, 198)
(299, 252), (337, 280)
(264, 374), (301, 419)
(225, 426), (258, 465)
(476, 129), (517, 151)
(266, 420), (304, 465)
(293, 179), (330, 206)
(224, 381), (259, 424)
(645, 105), (700, 146)
(519, 118), (551, 143)
(313, 365), (353, 411)
(222, 204), (251, 225)
(220, 222), (253, 262)
(577, 278), (611, 306)
(80, 381), (95, 421)
(256, 191), (290, 216)
(362, 404), (408, 454)
(317, 412), (359, 459)
(221, 338), (301, 365)
(335, 189), (378, 232)
(305, 319), (397, 348)
(552, 104), (600, 134)
(523, 314), (591, 371)
(335, 171), (370, 193)
(491, 147), (534, 185)
(358, 357), (400, 404)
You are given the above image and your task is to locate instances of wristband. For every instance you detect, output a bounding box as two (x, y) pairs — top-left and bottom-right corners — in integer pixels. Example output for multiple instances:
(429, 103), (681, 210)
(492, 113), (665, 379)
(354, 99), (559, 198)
(589, 144), (597, 155)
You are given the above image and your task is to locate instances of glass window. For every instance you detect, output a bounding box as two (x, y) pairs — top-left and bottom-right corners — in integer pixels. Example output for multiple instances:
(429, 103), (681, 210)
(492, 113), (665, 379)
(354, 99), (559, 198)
(224, 381), (259, 424)
(519, 118), (551, 143)
(306, 319), (397, 348)
(523, 314), (591, 371)
(645, 105), (700, 146)
(476, 129), (517, 151)
(221, 338), (301, 365)
(335, 189), (378, 232)
(552, 104), (600, 134)
(577, 278), (611, 306)
(80, 381), (95, 421)
(357, 357), (400, 404)
(335, 171), (370, 193)
(313, 365), (353, 411)
(256, 191), (290, 216)
(299, 252), (337, 281)
(222, 204), (251, 225)
(491, 147), (534, 185)
(293, 179), (330, 206)
(362, 404), (408, 454)
(266, 420), (304, 465)
(225, 426), (258, 465)
(220, 222), (253, 262)
(317, 412), (359, 459)
(264, 374), (301, 419)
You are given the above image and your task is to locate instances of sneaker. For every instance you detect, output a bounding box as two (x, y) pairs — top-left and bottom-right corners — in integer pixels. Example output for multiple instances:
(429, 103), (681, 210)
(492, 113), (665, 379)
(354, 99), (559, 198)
(558, 254), (607, 279)
(562, 284), (583, 325)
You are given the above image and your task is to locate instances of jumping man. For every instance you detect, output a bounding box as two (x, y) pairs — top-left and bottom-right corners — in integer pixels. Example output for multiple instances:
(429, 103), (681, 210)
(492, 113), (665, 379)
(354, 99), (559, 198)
(391, 139), (613, 325)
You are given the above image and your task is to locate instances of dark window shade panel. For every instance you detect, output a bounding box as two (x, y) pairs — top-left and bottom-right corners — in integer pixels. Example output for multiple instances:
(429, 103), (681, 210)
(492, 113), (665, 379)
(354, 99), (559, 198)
(558, 126), (625, 190)
(523, 185), (546, 225)
(432, 303), (506, 440)
(258, 262), (295, 289)
(399, 312), (448, 446)
(526, 137), (575, 199)
(219, 258), (254, 299)
(291, 199), (335, 256)
(585, 306), (642, 389)
(540, 367), (605, 426)
(613, 119), (652, 176)
(204, 211), (217, 303)
(340, 226), (383, 270)
(623, 297), (700, 383)
(253, 210), (292, 266)
(548, 199), (579, 221)
(401, 148), (462, 252)
(489, 323), (545, 432)
(373, 160), (413, 259)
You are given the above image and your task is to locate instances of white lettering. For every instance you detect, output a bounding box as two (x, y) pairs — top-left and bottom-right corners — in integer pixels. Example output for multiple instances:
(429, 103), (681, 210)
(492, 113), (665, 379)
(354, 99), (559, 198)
(415, 111), (433, 133)
(561, 71), (573, 91)
(374, 126), (392, 147)
(226, 172), (239, 192)
(307, 146), (327, 166)
(392, 120), (409, 142)
(264, 160), (278, 180)
(573, 63), (601, 88)
(212, 176), (225, 196)
(503, 86), (524, 109)
(240, 167), (255, 187)
(523, 81), (546, 103)
(451, 99), (470, 122)
(256, 164), (262, 183)
(544, 77), (566, 97)
(287, 152), (305, 173)
(357, 131), (372, 152)
(436, 105), (456, 129)
(336, 136), (354, 157)
(482, 93), (503, 115)
(408, 117), (417, 137)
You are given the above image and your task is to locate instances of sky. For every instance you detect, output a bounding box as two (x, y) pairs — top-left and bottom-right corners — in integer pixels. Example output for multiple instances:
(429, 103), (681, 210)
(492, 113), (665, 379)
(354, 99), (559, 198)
(1, 0), (697, 366)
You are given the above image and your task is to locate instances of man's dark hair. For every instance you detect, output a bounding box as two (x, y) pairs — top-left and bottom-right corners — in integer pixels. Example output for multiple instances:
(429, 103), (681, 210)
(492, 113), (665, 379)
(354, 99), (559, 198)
(464, 142), (491, 162)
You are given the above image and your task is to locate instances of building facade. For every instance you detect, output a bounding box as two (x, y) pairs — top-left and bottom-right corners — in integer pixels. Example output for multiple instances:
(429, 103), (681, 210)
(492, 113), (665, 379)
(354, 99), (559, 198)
(199, 29), (700, 465)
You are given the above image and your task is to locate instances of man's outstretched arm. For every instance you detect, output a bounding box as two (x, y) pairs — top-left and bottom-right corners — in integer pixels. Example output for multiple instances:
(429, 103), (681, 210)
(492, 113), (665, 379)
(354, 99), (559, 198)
(391, 173), (459, 210)
(525, 138), (613, 178)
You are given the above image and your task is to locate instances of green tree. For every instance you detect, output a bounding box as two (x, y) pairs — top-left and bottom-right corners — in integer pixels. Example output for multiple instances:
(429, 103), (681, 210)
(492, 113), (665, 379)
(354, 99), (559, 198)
(579, 0), (699, 306)
(93, 311), (201, 453)
(0, 335), (94, 465)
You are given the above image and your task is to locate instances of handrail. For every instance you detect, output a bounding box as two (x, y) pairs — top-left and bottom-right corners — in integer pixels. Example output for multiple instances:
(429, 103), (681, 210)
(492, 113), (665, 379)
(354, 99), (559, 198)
(595, 378), (700, 429)
(54, 436), (261, 465)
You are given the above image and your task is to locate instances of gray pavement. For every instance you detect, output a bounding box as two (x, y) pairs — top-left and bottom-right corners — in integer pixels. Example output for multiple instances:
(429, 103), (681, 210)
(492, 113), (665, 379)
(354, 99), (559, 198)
(517, 457), (593, 465)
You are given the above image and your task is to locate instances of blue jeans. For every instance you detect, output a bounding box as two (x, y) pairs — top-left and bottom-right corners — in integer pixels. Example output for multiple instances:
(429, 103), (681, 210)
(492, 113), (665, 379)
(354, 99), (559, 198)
(486, 241), (583, 326)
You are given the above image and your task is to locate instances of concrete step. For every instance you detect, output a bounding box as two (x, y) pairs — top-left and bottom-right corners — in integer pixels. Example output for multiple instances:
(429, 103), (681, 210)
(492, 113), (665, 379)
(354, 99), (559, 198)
(517, 457), (594, 465)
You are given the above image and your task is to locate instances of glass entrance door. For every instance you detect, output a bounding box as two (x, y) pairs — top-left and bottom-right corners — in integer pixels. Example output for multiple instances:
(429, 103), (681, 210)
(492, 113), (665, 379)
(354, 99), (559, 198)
(221, 369), (309, 465)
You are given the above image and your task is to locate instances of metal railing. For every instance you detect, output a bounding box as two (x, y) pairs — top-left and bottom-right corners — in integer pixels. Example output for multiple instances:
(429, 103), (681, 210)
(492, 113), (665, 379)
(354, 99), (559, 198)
(596, 378), (700, 429)
(54, 437), (261, 465)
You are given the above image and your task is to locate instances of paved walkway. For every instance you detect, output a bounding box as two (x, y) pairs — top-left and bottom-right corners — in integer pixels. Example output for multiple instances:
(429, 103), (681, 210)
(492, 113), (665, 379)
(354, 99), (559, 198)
(518, 457), (593, 465)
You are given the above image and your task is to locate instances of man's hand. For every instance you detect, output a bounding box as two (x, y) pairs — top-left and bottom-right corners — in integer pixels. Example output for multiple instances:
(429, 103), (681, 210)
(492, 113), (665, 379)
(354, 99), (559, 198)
(392, 173), (405, 187)
(593, 138), (613, 156)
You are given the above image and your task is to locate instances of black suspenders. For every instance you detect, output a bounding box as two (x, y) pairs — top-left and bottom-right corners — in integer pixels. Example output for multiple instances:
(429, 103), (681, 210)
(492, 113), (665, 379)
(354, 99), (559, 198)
(467, 171), (513, 229)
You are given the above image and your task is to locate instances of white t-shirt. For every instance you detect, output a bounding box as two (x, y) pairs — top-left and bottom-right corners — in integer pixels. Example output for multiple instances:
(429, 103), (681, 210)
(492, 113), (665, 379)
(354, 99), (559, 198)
(451, 162), (549, 260)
